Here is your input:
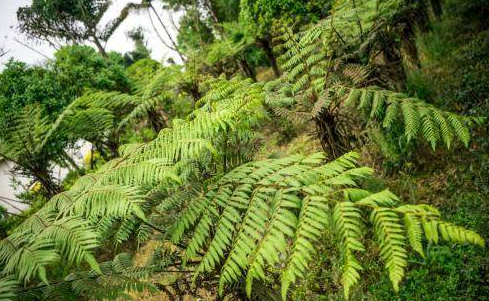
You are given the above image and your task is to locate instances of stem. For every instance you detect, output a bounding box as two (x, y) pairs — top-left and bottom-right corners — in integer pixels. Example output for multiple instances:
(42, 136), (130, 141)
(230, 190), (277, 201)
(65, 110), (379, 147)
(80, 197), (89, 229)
(15, 262), (196, 294)
(138, 218), (205, 256)
(351, 0), (364, 42)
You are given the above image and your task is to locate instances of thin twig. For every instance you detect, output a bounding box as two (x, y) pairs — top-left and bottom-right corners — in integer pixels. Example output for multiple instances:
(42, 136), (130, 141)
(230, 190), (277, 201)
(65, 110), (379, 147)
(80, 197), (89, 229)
(148, 8), (177, 51)
(13, 38), (50, 60)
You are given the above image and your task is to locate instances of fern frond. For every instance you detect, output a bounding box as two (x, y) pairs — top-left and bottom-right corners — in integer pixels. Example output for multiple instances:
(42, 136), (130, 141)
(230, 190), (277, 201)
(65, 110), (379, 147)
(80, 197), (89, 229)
(116, 95), (163, 131)
(437, 221), (485, 247)
(403, 213), (425, 257)
(370, 208), (407, 291)
(0, 276), (18, 301)
(333, 201), (365, 298)
(37, 217), (100, 268)
(244, 192), (299, 296)
(419, 108), (440, 150)
(281, 194), (330, 299)
(341, 87), (478, 149)
(447, 113), (471, 147)
(401, 100), (421, 142)
(70, 185), (146, 220)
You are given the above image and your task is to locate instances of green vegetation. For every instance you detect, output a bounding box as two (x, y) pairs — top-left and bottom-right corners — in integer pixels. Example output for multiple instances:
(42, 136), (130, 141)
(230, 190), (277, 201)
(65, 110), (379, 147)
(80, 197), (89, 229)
(0, 0), (488, 300)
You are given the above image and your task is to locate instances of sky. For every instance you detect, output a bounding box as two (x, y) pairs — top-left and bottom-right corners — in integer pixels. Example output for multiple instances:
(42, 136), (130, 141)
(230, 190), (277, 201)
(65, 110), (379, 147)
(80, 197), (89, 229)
(0, 0), (182, 67)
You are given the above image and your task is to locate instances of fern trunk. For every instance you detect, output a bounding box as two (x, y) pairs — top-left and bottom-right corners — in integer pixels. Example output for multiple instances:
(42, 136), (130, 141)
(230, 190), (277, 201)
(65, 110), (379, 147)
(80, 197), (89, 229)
(315, 109), (351, 158)
(34, 168), (60, 197)
(239, 58), (257, 82)
(259, 36), (280, 77)
(430, 0), (443, 18)
(148, 109), (166, 133)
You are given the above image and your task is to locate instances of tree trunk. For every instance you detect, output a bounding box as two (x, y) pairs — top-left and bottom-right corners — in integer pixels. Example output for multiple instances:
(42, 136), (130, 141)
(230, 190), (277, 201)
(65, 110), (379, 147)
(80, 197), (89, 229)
(106, 136), (120, 159)
(92, 35), (108, 58)
(90, 147), (95, 170)
(239, 58), (257, 82)
(258, 36), (280, 77)
(188, 85), (201, 102)
(204, 0), (220, 24)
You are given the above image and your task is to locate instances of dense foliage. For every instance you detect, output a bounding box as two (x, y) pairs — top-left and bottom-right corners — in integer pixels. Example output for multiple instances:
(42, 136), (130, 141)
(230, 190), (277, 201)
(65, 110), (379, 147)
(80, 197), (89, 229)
(0, 0), (488, 300)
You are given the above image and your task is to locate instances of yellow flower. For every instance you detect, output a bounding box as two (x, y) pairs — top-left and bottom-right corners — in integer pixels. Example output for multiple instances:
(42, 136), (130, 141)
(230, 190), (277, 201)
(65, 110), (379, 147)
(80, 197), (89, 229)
(83, 151), (101, 169)
(30, 181), (42, 193)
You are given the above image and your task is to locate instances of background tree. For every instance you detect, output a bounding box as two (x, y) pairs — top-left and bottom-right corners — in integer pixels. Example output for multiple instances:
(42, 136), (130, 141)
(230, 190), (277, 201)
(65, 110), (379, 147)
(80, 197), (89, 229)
(123, 27), (152, 66)
(0, 105), (70, 196)
(0, 46), (129, 133)
(239, 0), (331, 76)
(160, 0), (240, 27)
(0, 60), (65, 133)
(176, 8), (215, 54)
(0, 45), (130, 197)
(17, 0), (146, 57)
(50, 45), (130, 95)
(203, 22), (268, 81)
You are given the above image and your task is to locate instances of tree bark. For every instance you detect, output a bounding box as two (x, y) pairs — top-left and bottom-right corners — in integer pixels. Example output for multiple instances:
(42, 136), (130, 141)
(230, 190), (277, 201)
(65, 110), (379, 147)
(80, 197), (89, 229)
(204, 0), (219, 24)
(315, 109), (350, 158)
(92, 35), (108, 58)
(258, 36), (280, 77)
(148, 109), (167, 133)
(238, 58), (257, 82)
(106, 135), (120, 159)
(188, 85), (201, 102)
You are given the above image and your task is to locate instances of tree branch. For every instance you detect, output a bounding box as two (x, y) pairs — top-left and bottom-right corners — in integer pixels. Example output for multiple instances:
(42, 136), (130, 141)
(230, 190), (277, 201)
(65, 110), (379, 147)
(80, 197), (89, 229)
(13, 38), (50, 60)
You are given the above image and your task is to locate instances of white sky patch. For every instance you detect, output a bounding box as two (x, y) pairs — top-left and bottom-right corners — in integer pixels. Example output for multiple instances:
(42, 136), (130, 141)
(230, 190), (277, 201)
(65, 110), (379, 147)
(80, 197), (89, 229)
(0, 0), (182, 68)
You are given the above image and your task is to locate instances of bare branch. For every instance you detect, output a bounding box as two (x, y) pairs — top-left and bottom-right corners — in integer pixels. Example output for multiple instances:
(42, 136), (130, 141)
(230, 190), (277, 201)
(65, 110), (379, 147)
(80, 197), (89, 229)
(13, 38), (50, 60)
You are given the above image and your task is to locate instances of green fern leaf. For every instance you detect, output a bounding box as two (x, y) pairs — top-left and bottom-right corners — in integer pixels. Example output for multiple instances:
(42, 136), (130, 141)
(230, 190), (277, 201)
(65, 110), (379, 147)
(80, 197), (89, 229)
(401, 100), (421, 142)
(370, 208), (407, 292)
(333, 202), (365, 298)
(403, 213), (425, 257)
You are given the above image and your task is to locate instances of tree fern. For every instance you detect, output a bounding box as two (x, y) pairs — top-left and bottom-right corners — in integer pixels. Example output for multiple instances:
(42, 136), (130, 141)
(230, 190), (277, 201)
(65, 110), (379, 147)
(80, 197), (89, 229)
(265, 13), (483, 156)
(163, 152), (484, 299)
(0, 121), (484, 300)
(0, 6), (486, 300)
(0, 79), (263, 295)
